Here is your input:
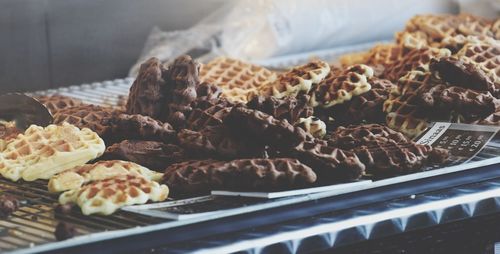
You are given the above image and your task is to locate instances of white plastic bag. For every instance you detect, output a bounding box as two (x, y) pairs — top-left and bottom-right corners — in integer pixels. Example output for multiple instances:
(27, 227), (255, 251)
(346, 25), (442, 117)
(130, 0), (456, 76)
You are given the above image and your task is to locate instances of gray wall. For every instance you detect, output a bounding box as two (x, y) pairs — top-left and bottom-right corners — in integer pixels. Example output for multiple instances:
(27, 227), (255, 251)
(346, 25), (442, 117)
(0, 0), (225, 93)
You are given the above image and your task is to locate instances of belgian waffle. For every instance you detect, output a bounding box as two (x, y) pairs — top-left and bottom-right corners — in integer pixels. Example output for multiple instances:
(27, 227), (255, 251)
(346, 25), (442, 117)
(364, 44), (405, 71)
(200, 57), (276, 103)
(48, 160), (163, 193)
(35, 95), (83, 115)
(0, 123), (105, 181)
(383, 71), (437, 137)
(263, 60), (330, 98)
(101, 140), (185, 171)
(59, 174), (169, 215)
(382, 47), (451, 82)
(163, 158), (316, 197)
(311, 64), (374, 108)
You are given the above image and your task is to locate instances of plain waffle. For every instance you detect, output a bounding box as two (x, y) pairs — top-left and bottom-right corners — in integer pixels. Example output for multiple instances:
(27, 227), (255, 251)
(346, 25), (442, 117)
(0, 122), (105, 182)
(59, 174), (169, 215)
(200, 57), (276, 103)
(48, 160), (163, 193)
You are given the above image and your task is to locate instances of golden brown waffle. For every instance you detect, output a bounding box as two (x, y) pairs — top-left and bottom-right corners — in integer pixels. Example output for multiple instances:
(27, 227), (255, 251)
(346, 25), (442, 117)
(395, 31), (431, 50)
(163, 158), (316, 197)
(59, 174), (169, 215)
(53, 104), (120, 142)
(200, 57), (276, 103)
(403, 14), (496, 45)
(311, 64), (374, 108)
(35, 95), (83, 115)
(405, 14), (460, 41)
(492, 19), (500, 39)
(431, 41), (500, 97)
(48, 160), (163, 193)
(383, 71), (436, 138)
(263, 60), (330, 98)
(339, 51), (371, 67)
(456, 14), (494, 38)
(382, 47), (451, 82)
(0, 123), (105, 182)
(365, 44), (405, 70)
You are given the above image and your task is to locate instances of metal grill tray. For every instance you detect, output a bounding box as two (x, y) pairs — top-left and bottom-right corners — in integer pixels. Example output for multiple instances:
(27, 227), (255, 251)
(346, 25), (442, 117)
(2, 78), (498, 254)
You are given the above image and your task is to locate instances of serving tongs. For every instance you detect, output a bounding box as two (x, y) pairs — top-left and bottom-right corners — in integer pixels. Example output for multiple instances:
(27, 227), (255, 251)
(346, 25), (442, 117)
(0, 93), (53, 132)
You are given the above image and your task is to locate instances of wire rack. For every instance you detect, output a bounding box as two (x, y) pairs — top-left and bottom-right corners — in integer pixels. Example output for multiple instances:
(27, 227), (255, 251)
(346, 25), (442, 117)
(0, 178), (166, 253)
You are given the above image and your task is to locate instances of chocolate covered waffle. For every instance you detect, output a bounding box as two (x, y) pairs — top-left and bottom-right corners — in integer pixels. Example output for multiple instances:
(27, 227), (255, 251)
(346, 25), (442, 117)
(290, 140), (365, 183)
(247, 94), (313, 125)
(102, 140), (185, 171)
(224, 106), (308, 149)
(110, 113), (176, 143)
(311, 64), (374, 108)
(353, 141), (449, 176)
(200, 57), (276, 103)
(126, 57), (169, 119)
(177, 126), (264, 160)
(324, 78), (396, 126)
(163, 158), (316, 196)
(53, 104), (120, 142)
(327, 124), (409, 150)
(0, 123), (105, 181)
(48, 160), (163, 193)
(59, 174), (169, 215)
(164, 55), (200, 128)
(36, 95), (83, 115)
(186, 98), (234, 131)
(430, 41), (500, 97)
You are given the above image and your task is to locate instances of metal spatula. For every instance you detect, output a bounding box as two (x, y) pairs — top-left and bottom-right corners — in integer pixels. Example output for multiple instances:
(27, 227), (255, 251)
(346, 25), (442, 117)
(0, 93), (53, 131)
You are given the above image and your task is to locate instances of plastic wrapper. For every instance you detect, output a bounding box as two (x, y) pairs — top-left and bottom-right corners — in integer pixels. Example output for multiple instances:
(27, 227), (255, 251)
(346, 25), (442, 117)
(130, 0), (456, 76)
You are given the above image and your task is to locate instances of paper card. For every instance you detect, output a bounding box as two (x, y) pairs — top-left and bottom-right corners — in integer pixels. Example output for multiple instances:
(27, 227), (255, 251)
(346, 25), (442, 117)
(211, 180), (372, 198)
(416, 122), (500, 165)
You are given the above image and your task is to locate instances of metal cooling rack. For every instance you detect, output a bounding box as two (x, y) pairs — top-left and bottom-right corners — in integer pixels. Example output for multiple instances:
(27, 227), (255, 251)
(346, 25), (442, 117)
(0, 179), (165, 253)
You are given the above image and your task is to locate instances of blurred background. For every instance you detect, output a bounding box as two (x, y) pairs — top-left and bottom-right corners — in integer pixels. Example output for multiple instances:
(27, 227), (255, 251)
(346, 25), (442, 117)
(1, 0), (497, 93)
